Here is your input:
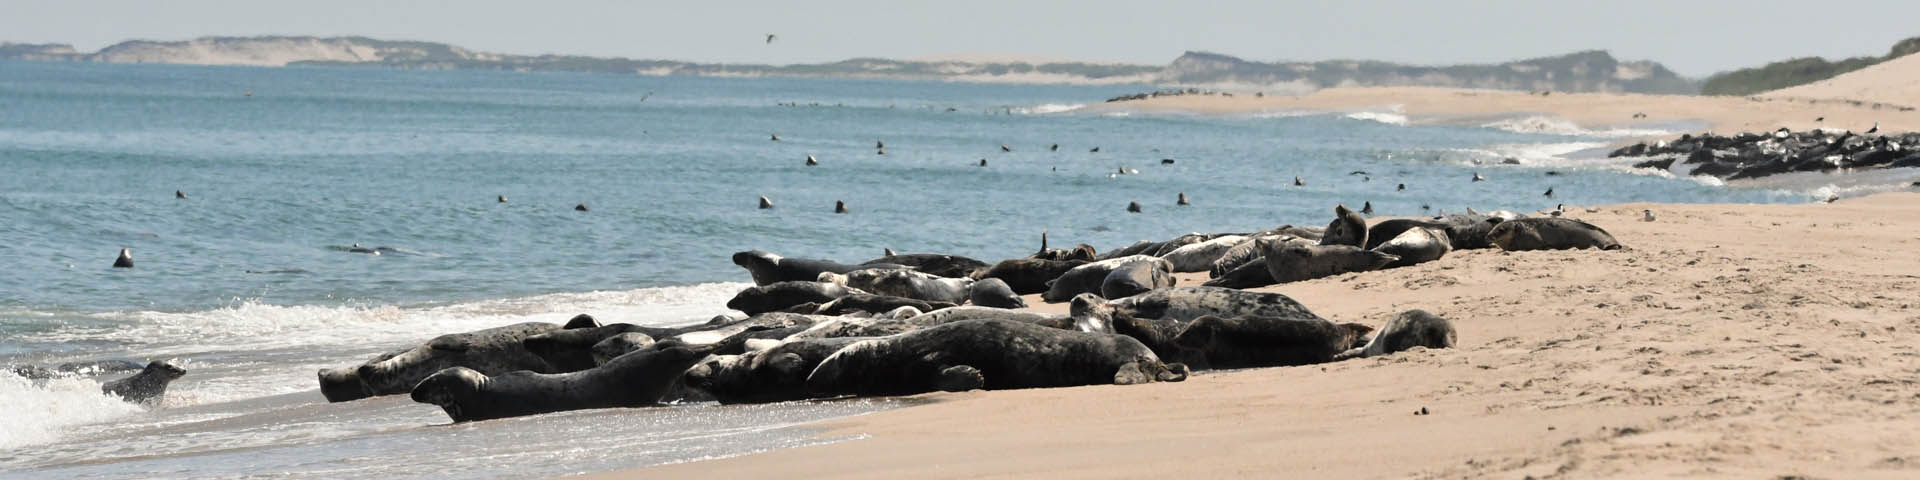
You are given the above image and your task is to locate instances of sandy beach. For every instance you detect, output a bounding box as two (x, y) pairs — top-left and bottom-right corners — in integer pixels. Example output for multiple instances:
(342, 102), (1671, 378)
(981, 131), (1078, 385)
(1079, 53), (1920, 137)
(605, 194), (1920, 479)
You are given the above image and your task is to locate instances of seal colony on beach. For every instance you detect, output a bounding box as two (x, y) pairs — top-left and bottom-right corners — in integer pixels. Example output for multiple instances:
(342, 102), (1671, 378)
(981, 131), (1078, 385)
(294, 200), (1635, 423)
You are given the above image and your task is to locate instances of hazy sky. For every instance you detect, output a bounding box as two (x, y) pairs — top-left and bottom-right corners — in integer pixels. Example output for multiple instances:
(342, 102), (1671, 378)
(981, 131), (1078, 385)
(5, 0), (1919, 77)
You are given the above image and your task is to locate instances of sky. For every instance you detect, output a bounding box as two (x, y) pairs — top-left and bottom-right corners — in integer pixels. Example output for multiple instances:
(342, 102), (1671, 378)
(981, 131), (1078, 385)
(4, 0), (1919, 77)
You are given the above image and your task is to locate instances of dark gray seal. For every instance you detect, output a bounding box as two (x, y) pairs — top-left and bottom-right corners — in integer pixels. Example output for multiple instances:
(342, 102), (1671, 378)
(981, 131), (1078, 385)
(1100, 259), (1175, 299)
(317, 322), (564, 402)
(805, 319), (1188, 397)
(1318, 204), (1369, 247)
(1200, 259), (1276, 289)
(726, 281), (860, 315)
(1371, 227), (1452, 268)
(860, 253), (990, 278)
(1335, 310), (1457, 360)
(732, 250), (869, 286)
(966, 278), (1026, 309)
(1175, 315), (1371, 369)
(1258, 240), (1397, 284)
(1488, 218), (1624, 251)
(974, 258), (1086, 295)
(1068, 287), (1324, 334)
(590, 333), (654, 365)
(1032, 231), (1098, 262)
(8, 359), (146, 380)
(683, 336), (872, 404)
(866, 269), (973, 304)
(101, 361), (186, 404)
(113, 248), (133, 268)
(409, 340), (718, 422)
(815, 294), (952, 317)
(1041, 255), (1169, 303)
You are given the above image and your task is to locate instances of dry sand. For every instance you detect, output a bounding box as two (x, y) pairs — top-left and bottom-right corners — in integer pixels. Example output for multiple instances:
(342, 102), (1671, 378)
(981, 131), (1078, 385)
(609, 192), (1920, 479)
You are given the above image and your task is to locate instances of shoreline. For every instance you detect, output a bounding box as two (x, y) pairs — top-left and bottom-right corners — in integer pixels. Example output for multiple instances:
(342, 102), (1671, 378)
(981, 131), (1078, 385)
(603, 192), (1920, 479)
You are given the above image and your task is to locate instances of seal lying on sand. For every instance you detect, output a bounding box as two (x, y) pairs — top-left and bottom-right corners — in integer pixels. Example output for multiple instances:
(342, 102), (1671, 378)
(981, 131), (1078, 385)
(1258, 240), (1398, 284)
(1040, 255), (1170, 303)
(1371, 227), (1452, 268)
(860, 253), (989, 278)
(102, 361), (187, 405)
(409, 340), (717, 422)
(805, 319), (1188, 397)
(973, 258), (1086, 295)
(1175, 315), (1371, 369)
(317, 322), (567, 402)
(684, 336), (872, 404)
(1335, 310), (1457, 360)
(732, 250), (873, 286)
(726, 281), (860, 315)
(1488, 218), (1623, 251)
(1160, 235), (1248, 272)
(1069, 287), (1323, 334)
(967, 278), (1026, 308)
(1101, 258), (1175, 299)
(1318, 204), (1369, 247)
(864, 269), (973, 304)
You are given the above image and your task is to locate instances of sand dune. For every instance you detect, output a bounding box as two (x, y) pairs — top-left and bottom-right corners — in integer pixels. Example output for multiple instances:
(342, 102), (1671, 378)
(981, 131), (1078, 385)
(1765, 52), (1920, 106)
(616, 193), (1920, 479)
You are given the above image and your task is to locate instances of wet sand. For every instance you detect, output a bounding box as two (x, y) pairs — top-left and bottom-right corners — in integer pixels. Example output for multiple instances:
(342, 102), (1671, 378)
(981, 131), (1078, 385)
(605, 194), (1920, 478)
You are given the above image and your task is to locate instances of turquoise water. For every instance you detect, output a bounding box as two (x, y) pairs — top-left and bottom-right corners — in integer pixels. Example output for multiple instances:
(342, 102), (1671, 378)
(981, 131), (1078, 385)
(0, 60), (1828, 478)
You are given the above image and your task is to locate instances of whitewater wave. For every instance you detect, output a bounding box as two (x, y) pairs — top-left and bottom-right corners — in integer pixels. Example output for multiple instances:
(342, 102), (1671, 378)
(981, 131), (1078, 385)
(1343, 111), (1408, 126)
(1481, 116), (1675, 138)
(1009, 103), (1085, 115)
(0, 371), (145, 450)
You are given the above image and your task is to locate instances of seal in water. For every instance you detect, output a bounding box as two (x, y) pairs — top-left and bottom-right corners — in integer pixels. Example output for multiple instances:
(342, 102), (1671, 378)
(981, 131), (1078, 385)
(805, 155), (817, 166)
(1127, 201), (1142, 213)
(497, 195), (507, 203)
(1488, 218), (1623, 251)
(835, 200), (848, 214)
(113, 248), (133, 268)
(732, 250), (870, 286)
(1259, 240), (1397, 284)
(175, 190), (187, 200)
(575, 203), (589, 212)
(101, 361), (187, 405)
(1371, 227), (1451, 269)
(410, 340), (718, 422)
(316, 322), (565, 402)
(1177, 192), (1190, 205)
(759, 196), (774, 209)
(1318, 204), (1369, 247)
(805, 319), (1187, 397)
(1335, 310), (1457, 360)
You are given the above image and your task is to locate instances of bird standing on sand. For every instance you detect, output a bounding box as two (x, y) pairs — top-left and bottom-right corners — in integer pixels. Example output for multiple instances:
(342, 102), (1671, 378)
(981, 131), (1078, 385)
(759, 196), (774, 209)
(113, 248), (133, 268)
(765, 34), (777, 44)
(835, 201), (848, 214)
(1866, 122), (1879, 134)
(1642, 209), (1656, 222)
(806, 155), (818, 166)
(1360, 201), (1374, 216)
(175, 190), (187, 200)
(1472, 172), (1485, 182)
(1293, 176), (1305, 187)
(1126, 201), (1142, 213)
(1177, 192), (1190, 205)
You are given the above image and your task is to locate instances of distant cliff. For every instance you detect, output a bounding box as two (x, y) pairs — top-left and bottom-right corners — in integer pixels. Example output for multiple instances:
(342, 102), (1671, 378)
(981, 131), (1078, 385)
(1700, 36), (1920, 96)
(0, 36), (1700, 93)
(1157, 50), (1698, 94)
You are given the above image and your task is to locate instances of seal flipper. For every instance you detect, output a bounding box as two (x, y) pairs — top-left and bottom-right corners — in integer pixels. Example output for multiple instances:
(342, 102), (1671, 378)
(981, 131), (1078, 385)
(935, 365), (984, 392)
(1158, 363), (1190, 382)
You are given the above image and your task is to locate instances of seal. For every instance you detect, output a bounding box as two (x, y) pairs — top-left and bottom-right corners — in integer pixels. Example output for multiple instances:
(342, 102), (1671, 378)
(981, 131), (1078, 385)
(972, 258), (1086, 295)
(1040, 255), (1170, 303)
(113, 248), (133, 268)
(1032, 231), (1098, 262)
(1177, 192), (1190, 205)
(101, 361), (186, 404)
(805, 155), (817, 166)
(316, 322), (565, 402)
(1101, 258), (1175, 299)
(409, 340), (718, 422)
(834, 200), (848, 214)
(1200, 258), (1276, 289)
(1068, 286), (1324, 334)
(176, 190), (187, 200)
(860, 253), (990, 278)
(1371, 226), (1451, 268)
(805, 319), (1188, 397)
(726, 281), (860, 315)
(896, 306), (1070, 331)
(967, 277), (1026, 308)
(864, 269), (973, 304)
(1160, 235), (1248, 273)
(1318, 204), (1369, 247)
(1175, 315), (1372, 369)
(575, 203), (589, 212)
(683, 336), (872, 404)
(497, 195), (507, 203)
(1126, 201), (1142, 213)
(1258, 240), (1397, 284)
(590, 332), (655, 365)
(814, 293), (952, 317)
(1335, 310), (1457, 360)
(7, 359), (146, 380)
(732, 250), (869, 286)
(759, 196), (774, 209)
(1488, 218), (1623, 251)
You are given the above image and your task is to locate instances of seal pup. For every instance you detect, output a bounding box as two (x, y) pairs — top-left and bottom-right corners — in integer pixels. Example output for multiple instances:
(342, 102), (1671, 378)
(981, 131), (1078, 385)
(967, 278), (1025, 308)
(805, 319), (1187, 397)
(1488, 217), (1623, 251)
(1100, 259), (1175, 299)
(1258, 240), (1398, 284)
(101, 361), (187, 405)
(317, 322), (565, 402)
(113, 248), (133, 268)
(1176, 315), (1372, 369)
(1319, 204), (1369, 247)
(175, 190), (187, 200)
(834, 200), (848, 214)
(758, 196), (774, 209)
(575, 203), (589, 212)
(410, 340), (718, 422)
(1177, 192), (1190, 205)
(805, 155), (817, 166)
(1335, 310), (1456, 360)
(1642, 209), (1656, 222)
(1126, 201), (1142, 213)
(1371, 227), (1451, 269)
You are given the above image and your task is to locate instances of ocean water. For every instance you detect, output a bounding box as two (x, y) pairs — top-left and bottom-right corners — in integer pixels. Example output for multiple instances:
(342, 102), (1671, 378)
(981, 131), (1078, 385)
(0, 60), (1880, 478)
